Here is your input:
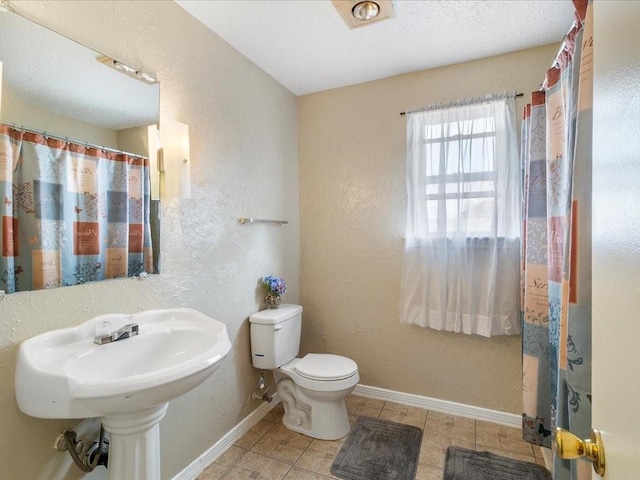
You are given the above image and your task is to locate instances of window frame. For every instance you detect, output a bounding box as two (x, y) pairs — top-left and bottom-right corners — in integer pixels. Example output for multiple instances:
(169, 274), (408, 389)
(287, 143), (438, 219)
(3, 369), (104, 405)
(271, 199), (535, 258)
(422, 118), (499, 238)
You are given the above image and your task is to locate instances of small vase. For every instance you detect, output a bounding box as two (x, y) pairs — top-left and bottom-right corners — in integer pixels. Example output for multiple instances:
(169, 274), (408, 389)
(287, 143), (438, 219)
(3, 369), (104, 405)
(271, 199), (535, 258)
(265, 293), (281, 309)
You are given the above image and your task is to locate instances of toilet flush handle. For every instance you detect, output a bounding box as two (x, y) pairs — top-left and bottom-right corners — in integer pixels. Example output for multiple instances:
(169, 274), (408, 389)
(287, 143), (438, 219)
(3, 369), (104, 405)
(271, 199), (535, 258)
(274, 324), (283, 331)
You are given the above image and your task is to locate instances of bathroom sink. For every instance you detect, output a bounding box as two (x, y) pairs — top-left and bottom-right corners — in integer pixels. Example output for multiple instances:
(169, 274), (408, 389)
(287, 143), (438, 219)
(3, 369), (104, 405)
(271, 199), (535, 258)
(15, 308), (232, 419)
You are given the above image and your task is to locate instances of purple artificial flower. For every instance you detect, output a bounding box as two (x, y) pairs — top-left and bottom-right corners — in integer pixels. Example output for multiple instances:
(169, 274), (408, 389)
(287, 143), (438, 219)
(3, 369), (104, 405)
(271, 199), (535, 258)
(262, 275), (287, 295)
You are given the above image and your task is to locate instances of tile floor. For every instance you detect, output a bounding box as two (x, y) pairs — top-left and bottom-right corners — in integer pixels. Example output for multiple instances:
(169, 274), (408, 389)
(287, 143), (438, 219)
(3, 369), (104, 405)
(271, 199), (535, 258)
(197, 395), (549, 480)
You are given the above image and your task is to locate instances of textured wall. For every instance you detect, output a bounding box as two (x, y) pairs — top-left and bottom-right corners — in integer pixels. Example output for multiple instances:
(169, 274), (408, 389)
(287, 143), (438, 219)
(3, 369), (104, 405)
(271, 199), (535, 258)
(0, 1), (298, 479)
(298, 44), (559, 415)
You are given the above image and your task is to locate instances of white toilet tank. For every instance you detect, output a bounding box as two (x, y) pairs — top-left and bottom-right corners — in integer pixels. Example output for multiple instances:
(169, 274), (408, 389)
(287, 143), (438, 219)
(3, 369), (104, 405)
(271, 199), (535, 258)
(249, 304), (303, 370)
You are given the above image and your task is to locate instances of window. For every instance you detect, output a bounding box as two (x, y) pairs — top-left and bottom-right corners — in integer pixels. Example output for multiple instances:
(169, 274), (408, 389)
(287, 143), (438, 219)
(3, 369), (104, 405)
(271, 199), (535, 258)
(400, 93), (521, 336)
(424, 116), (498, 236)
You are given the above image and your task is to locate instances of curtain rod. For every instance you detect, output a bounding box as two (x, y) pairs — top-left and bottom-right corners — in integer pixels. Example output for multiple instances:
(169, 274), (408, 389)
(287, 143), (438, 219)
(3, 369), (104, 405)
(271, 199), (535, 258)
(6, 124), (148, 159)
(399, 92), (524, 116)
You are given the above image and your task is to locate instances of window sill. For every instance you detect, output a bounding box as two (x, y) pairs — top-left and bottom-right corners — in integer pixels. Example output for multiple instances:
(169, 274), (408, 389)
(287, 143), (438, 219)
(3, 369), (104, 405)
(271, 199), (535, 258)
(403, 236), (520, 249)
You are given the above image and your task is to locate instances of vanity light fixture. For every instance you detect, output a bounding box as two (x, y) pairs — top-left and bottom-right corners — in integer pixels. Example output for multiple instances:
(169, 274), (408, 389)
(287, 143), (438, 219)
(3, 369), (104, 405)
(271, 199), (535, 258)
(156, 121), (191, 200)
(97, 55), (158, 85)
(147, 125), (161, 201)
(331, 0), (394, 29)
(136, 71), (157, 84)
(0, 61), (3, 116)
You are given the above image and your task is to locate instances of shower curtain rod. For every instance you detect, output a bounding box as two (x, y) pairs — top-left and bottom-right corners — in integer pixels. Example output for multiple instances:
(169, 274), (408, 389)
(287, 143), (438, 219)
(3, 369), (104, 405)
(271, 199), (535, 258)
(6, 123), (148, 159)
(399, 92), (524, 116)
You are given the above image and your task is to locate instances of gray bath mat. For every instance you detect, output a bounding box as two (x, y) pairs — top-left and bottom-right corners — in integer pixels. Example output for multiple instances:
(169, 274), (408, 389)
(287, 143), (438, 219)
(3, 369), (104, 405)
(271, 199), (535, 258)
(444, 447), (551, 480)
(330, 416), (422, 480)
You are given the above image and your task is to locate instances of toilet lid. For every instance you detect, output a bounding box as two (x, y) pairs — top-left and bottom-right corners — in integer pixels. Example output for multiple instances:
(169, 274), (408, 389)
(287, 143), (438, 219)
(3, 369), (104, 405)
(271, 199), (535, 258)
(294, 354), (358, 381)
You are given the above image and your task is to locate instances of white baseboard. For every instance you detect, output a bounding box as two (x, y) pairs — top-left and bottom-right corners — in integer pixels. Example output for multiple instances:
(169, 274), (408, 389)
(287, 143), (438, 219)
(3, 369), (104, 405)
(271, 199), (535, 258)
(353, 384), (521, 428)
(172, 394), (281, 480)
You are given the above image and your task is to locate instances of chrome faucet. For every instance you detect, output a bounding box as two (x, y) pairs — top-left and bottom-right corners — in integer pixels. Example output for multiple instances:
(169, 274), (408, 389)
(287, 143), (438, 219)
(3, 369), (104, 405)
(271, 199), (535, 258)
(93, 323), (139, 345)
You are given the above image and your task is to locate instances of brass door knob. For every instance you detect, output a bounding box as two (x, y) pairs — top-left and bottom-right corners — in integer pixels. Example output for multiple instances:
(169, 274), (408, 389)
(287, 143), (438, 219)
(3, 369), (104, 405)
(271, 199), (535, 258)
(554, 427), (605, 476)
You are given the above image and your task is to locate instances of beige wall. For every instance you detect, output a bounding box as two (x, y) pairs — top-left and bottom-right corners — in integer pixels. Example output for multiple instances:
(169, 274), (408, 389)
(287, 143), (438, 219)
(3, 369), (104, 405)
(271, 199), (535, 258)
(2, 85), (119, 148)
(0, 2), (298, 479)
(298, 44), (559, 415)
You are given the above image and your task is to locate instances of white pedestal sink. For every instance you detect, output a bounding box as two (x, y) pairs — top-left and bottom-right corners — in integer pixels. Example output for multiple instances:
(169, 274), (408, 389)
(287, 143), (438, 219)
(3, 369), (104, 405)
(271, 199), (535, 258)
(15, 308), (232, 480)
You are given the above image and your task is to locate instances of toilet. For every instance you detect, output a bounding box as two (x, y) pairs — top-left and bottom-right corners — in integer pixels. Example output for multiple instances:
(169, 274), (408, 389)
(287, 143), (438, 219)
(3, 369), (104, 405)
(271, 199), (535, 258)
(249, 304), (359, 440)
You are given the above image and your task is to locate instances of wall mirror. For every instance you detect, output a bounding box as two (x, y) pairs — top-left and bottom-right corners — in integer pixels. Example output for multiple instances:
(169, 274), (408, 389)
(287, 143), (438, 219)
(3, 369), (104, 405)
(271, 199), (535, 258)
(0, 8), (161, 294)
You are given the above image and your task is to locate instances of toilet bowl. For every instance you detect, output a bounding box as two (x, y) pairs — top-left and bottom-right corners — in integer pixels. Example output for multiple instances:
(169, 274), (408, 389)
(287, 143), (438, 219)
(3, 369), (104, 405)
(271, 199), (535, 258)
(275, 354), (359, 439)
(249, 305), (359, 440)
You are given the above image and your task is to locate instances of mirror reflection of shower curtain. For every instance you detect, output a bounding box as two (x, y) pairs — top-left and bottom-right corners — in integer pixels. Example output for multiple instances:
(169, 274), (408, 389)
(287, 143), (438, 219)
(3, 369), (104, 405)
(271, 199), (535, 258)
(521, 1), (593, 478)
(0, 124), (153, 293)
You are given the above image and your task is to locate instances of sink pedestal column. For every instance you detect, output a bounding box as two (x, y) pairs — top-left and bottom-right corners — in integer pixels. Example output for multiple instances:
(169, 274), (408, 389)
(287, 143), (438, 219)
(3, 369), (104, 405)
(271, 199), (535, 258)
(102, 403), (169, 480)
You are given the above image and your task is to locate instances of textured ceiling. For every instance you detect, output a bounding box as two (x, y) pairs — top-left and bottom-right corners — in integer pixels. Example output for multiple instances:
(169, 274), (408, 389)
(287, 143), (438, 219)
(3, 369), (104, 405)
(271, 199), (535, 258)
(176, 0), (576, 96)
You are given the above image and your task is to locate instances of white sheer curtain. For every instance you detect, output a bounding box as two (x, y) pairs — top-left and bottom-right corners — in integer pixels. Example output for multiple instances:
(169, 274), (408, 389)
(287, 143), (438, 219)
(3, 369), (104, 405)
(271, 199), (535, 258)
(400, 93), (521, 337)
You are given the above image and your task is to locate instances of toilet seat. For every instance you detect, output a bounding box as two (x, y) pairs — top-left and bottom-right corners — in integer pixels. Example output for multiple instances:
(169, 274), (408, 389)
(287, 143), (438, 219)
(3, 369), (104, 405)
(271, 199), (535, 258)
(294, 353), (358, 381)
(278, 356), (359, 393)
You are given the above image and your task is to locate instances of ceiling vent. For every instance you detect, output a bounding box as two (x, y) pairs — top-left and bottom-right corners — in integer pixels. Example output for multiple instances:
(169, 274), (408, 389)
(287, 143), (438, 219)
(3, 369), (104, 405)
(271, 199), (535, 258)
(331, 0), (395, 29)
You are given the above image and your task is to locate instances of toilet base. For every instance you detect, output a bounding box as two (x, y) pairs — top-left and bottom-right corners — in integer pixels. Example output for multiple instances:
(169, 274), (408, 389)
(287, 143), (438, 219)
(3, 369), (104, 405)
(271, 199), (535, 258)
(275, 373), (355, 440)
(282, 395), (350, 440)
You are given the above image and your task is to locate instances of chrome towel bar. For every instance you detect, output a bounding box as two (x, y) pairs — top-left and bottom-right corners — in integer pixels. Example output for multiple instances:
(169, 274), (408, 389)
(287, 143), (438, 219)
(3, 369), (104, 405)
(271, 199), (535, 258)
(239, 218), (288, 226)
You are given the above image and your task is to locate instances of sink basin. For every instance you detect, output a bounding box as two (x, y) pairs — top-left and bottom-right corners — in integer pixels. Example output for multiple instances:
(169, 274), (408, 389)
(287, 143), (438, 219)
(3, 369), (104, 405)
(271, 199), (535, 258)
(15, 307), (232, 479)
(15, 308), (232, 419)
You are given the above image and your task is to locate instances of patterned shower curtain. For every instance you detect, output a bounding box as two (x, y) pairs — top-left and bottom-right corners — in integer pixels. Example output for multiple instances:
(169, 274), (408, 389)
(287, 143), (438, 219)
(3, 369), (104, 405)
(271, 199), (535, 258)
(521, 0), (592, 478)
(0, 124), (153, 292)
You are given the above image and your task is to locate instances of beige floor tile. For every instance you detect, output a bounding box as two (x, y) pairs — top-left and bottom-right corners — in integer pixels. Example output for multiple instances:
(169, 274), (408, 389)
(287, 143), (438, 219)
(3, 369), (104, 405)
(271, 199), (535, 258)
(220, 451), (292, 480)
(263, 403), (285, 424)
(215, 446), (249, 469)
(283, 467), (335, 480)
(378, 401), (428, 429)
(197, 462), (228, 480)
(475, 420), (535, 456)
(533, 444), (548, 457)
(533, 444), (552, 466)
(414, 463), (444, 480)
(198, 446), (248, 479)
(235, 418), (277, 449)
(423, 411), (475, 443)
(294, 438), (344, 477)
(347, 414), (359, 427)
(252, 424), (314, 464)
(536, 456), (548, 467)
(212, 402), (551, 480)
(419, 433), (474, 468)
(345, 395), (385, 418)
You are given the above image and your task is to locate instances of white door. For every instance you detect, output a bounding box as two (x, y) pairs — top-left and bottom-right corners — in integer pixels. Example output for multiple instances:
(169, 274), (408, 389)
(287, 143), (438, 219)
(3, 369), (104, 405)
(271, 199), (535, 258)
(592, 1), (640, 478)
